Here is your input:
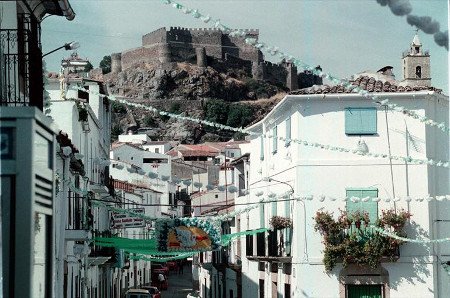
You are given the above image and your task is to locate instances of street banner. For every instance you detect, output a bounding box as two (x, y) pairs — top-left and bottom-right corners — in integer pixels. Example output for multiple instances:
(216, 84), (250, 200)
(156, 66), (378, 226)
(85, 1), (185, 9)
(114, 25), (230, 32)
(111, 208), (145, 229)
(155, 218), (221, 252)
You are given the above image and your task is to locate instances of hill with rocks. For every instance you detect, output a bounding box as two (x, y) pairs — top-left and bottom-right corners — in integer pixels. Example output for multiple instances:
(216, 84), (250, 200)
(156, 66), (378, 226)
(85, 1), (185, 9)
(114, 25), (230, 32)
(98, 61), (287, 143)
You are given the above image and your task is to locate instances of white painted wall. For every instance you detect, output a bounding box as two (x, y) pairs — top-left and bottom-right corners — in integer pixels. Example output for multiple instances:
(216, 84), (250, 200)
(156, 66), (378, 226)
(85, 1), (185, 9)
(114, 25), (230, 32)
(239, 92), (449, 298)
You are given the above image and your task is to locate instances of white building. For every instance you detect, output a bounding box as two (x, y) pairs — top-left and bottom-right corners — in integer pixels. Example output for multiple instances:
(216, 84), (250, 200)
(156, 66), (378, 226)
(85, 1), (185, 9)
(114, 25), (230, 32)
(47, 56), (116, 297)
(237, 35), (449, 298)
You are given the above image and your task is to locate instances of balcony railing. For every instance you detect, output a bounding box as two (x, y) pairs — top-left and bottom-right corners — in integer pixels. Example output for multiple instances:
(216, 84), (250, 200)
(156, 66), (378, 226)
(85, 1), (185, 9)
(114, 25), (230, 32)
(1, 28), (43, 109)
(247, 230), (293, 263)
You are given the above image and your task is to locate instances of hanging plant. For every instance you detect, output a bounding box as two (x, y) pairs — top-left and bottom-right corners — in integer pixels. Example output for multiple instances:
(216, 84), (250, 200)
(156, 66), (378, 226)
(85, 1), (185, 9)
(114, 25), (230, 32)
(269, 216), (293, 230)
(75, 100), (88, 122)
(314, 209), (411, 271)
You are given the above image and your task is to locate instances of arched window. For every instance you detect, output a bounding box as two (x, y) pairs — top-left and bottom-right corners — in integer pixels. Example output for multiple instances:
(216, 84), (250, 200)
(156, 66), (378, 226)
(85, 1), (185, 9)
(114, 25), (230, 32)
(416, 66), (422, 78)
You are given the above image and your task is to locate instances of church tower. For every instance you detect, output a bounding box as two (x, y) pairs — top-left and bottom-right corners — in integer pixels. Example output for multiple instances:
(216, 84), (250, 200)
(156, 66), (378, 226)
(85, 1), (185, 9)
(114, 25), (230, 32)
(401, 32), (431, 87)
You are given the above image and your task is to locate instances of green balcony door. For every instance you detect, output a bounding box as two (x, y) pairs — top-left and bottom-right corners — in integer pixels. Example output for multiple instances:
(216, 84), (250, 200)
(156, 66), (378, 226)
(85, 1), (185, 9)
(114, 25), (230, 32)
(347, 285), (382, 298)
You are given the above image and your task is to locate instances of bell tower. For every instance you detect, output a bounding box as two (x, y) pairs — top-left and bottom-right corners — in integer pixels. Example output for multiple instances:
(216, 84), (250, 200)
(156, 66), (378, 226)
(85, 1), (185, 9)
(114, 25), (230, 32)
(401, 31), (431, 87)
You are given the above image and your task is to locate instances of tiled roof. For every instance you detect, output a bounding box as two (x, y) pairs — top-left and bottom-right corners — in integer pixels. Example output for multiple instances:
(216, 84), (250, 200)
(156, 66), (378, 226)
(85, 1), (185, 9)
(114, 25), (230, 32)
(290, 72), (442, 95)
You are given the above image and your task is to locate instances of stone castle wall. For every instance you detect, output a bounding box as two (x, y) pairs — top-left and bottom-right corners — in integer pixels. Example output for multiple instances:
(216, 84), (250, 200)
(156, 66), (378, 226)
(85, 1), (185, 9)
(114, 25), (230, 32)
(115, 27), (321, 91)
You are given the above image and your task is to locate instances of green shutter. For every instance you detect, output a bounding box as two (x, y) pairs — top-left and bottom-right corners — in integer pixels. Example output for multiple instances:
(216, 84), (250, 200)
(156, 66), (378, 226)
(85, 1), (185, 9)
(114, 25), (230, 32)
(260, 203), (265, 228)
(285, 227), (292, 256)
(284, 200), (290, 217)
(271, 201), (277, 216)
(347, 285), (382, 298)
(346, 189), (378, 224)
(285, 117), (291, 147)
(272, 126), (278, 154)
(345, 108), (377, 135)
(260, 136), (264, 161)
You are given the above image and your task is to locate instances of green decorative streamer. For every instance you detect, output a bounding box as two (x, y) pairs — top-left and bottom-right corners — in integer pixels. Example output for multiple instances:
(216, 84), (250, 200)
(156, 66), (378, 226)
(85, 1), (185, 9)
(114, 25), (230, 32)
(373, 227), (450, 243)
(93, 228), (269, 260)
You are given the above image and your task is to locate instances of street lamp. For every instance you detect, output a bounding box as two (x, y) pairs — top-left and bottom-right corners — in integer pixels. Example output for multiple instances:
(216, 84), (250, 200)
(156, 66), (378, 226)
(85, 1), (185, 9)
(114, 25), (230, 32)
(42, 41), (80, 57)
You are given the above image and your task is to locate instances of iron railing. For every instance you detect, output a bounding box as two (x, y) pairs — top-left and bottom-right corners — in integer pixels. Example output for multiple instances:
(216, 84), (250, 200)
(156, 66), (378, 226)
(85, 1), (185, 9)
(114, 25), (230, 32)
(0, 26), (43, 109)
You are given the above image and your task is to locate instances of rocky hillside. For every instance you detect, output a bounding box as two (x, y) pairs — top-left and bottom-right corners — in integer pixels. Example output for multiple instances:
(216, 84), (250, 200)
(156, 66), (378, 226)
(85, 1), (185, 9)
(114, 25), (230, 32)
(99, 62), (286, 143)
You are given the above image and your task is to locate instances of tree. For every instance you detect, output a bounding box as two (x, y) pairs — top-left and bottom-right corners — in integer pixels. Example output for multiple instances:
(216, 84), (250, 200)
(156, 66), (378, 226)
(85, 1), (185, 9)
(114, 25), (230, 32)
(84, 61), (93, 72)
(99, 55), (111, 74)
(204, 99), (229, 125)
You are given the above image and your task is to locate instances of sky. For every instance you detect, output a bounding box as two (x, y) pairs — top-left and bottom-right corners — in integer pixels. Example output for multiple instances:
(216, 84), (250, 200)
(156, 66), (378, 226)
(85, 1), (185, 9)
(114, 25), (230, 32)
(42, 0), (449, 94)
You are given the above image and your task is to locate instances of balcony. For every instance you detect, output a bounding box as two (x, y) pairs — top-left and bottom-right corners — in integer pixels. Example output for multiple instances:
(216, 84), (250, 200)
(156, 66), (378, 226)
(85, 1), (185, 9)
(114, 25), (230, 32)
(0, 28), (43, 109)
(314, 209), (409, 271)
(247, 229), (293, 263)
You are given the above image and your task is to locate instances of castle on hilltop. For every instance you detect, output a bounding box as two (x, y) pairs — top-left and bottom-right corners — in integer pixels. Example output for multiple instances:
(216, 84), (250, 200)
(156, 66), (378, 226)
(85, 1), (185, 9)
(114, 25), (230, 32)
(110, 27), (322, 90)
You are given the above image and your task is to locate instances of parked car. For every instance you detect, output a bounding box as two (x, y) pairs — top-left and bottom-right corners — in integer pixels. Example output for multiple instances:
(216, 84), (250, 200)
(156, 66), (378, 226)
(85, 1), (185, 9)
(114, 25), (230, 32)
(151, 263), (169, 275)
(141, 286), (161, 298)
(187, 290), (200, 298)
(124, 289), (152, 298)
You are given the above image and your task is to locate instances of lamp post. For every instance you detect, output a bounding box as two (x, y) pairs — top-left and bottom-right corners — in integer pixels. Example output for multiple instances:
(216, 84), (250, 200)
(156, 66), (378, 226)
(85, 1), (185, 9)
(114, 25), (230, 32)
(42, 41), (80, 58)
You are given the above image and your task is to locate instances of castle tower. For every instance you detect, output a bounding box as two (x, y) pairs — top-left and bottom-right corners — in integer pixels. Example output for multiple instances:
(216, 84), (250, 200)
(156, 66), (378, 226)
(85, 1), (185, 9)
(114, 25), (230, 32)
(111, 52), (122, 73)
(285, 63), (298, 91)
(196, 47), (207, 68)
(252, 61), (265, 81)
(159, 43), (171, 64)
(401, 32), (431, 87)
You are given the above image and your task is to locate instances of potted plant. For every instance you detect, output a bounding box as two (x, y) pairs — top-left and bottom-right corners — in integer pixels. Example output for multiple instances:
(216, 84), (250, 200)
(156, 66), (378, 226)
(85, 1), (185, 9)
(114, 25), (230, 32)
(350, 210), (370, 228)
(269, 216), (293, 230)
(380, 209), (411, 231)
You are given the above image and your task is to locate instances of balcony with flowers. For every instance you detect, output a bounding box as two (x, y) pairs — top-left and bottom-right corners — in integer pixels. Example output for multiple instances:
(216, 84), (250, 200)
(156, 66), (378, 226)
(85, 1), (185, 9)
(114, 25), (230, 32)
(314, 209), (411, 271)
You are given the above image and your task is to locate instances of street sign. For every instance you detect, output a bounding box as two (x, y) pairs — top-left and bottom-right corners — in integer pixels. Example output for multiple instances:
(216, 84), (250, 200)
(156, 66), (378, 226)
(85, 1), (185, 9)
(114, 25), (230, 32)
(111, 208), (145, 229)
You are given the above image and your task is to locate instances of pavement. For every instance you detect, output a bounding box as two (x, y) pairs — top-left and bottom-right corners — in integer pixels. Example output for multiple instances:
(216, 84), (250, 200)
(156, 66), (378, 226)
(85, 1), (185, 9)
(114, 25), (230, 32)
(162, 265), (194, 298)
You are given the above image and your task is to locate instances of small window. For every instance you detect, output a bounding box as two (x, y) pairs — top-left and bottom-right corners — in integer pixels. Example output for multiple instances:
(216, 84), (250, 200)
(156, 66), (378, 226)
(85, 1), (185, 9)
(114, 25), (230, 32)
(131, 157), (133, 160)
(285, 117), (291, 147)
(230, 152), (234, 158)
(272, 126), (278, 154)
(117, 157), (120, 160)
(345, 107), (377, 135)
(260, 136), (264, 161)
(155, 148), (160, 153)
(415, 46), (419, 54)
(416, 66), (422, 78)
(215, 194), (218, 199)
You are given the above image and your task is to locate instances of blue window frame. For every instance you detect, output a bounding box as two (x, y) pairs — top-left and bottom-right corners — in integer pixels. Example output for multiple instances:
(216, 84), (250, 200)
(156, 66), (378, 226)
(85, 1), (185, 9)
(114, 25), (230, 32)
(345, 107), (377, 135)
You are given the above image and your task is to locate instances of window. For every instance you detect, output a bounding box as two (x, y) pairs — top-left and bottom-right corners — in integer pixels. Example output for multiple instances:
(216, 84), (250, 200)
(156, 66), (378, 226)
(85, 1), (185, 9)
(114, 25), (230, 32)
(285, 284), (291, 298)
(256, 232), (265, 256)
(245, 233), (253, 256)
(285, 117), (291, 147)
(347, 284), (382, 298)
(415, 46), (419, 54)
(260, 136), (264, 161)
(230, 152), (235, 158)
(271, 201), (277, 217)
(416, 66), (422, 78)
(215, 194), (218, 199)
(345, 108), (377, 135)
(259, 279), (264, 298)
(272, 126), (278, 154)
(346, 189), (378, 224)
(155, 148), (160, 153)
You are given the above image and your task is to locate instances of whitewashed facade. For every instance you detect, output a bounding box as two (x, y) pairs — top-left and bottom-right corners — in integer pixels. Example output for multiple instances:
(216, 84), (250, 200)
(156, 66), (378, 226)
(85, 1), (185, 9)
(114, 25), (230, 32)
(237, 90), (449, 298)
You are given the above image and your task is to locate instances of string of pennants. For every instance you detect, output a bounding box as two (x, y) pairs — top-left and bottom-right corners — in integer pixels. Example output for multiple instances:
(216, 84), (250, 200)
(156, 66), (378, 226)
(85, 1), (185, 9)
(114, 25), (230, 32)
(160, 0), (450, 135)
(73, 86), (450, 169)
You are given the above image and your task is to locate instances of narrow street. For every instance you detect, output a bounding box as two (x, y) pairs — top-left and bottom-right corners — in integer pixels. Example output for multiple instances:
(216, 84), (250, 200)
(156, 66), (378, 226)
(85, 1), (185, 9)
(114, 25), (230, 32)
(163, 265), (194, 298)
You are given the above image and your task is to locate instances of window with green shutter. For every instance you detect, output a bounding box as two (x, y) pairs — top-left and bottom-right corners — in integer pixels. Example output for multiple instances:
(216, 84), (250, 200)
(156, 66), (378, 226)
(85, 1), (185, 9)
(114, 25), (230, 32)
(260, 203), (265, 228)
(346, 189), (378, 224)
(271, 201), (277, 216)
(272, 126), (278, 154)
(260, 136), (264, 161)
(347, 285), (382, 298)
(345, 107), (377, 135)
(285, 117), (291, 147)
